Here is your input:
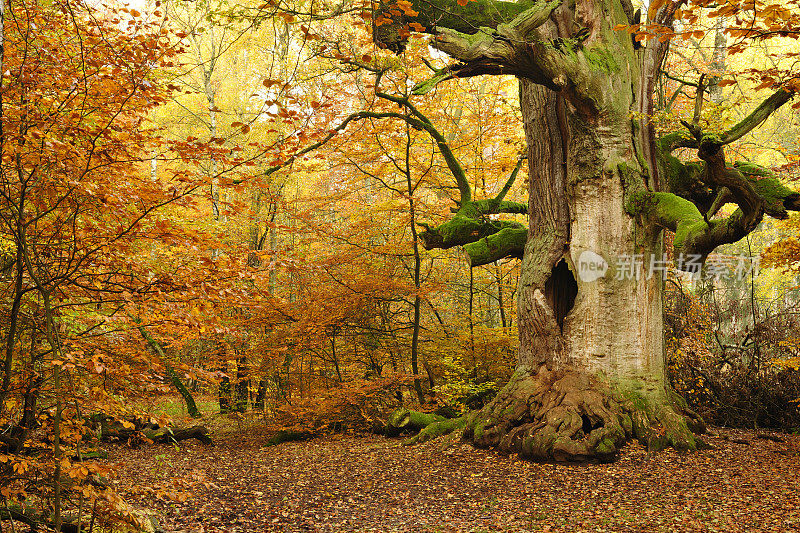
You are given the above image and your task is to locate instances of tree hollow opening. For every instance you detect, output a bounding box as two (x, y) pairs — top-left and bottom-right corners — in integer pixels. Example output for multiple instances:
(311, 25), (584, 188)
(544, 259), (578, 331)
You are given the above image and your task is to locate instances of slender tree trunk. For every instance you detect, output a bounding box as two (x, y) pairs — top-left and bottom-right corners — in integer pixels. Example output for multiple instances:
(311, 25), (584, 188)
(235, 354), (249, 412)
(329, 336), (342, 383)
(468, 266), (475, 370)
(219, 374), (231, 413)
(496, 263), (507, 329)
(269, 207), (278, 293)
(405, 122), (425, 404)
(40, 291), (62, 532)
(0, 230), (25, 416)
(137, 322), (201, 418)
(255, 378), (267, 411)
(217, 341), (231, 414)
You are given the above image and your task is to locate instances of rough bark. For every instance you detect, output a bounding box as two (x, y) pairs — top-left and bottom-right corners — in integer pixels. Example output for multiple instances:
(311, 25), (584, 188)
(235, 355), (249, 413)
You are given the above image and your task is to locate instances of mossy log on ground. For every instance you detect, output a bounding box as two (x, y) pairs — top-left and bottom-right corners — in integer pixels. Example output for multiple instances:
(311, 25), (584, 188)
(0, 505), (83, 533)
(71, 448), (108, 460)
(143, 426), (212, 446)
(383, 407), (468, 443)
(0, 505), (160, 533)
(459, 367), (705, 462)
(91, 415), (212, 446)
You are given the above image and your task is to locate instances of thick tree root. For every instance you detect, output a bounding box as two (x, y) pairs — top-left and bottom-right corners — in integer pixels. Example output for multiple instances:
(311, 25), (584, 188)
(385, 408), (446, 437)
(402, 416), (468, 445)
(460, 367), (705, 462)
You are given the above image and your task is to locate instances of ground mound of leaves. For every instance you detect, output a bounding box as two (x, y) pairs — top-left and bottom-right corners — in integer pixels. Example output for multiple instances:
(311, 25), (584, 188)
(109, 421), (799, 532)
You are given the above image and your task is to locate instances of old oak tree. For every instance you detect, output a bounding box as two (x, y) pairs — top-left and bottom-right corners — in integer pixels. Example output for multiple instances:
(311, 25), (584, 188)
(369, 0), (800, 461)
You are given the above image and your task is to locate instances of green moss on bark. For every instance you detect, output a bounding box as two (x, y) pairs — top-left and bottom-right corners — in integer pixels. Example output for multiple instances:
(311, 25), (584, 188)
(387, 408), (446, 435)
(583, 45), (619, 73)
(403, 416), (468, 445)
(463, 227), (527, 266)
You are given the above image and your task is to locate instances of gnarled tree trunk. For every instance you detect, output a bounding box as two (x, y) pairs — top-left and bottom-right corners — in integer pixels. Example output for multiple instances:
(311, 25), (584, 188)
(463, 74), (701, 462)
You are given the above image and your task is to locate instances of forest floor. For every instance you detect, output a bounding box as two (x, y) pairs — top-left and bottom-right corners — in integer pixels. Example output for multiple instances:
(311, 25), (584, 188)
(109, 417), (800, 533)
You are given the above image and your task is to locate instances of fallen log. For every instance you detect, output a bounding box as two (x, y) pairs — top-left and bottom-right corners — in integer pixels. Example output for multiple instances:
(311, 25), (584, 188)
(143, 426), (212, 446)
(0, 504), (83, 533)
(89, 414), (213, 446)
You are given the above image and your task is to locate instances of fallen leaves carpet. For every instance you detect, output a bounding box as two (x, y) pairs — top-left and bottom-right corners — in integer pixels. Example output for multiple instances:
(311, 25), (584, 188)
(110, 428), (800, 532)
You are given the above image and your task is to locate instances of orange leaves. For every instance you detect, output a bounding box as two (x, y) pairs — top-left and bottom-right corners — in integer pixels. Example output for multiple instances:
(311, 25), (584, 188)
(457, 0), (473, 6)
(396, 0), (419, 17)
(375, 0), (423, 26)
(230, 122), (252, 134)
(647, 0), (667, 20)
(615, 22), (678, 44)
(68, 464), (91, 479)
(373, 14), (391, 27)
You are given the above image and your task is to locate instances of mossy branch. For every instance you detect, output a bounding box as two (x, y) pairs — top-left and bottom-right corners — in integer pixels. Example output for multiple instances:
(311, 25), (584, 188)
(374, 85), (473, 204)
(373, 0), (543, 53)
(655, 95), (800, 264)
(495, 156), (527, 204)
(464, 226), (527, 266)
(722, 88), (795, 144)
(735, 162), (800, 219)
(658, 153), (800, 264)
(419, 216), (524, 250)
(375, 0), (565, 89)
(633, 191), (761, 266)
(696, 136), (764, 219)
(412, 66), (453, 95)
(659, 87), (796, 153)
(134, 319), (201, 418)
(473, 199), (528, 215)
(429, 0), (564, 89)
(358, 85), (529, 265)
(417, 159), (528, 265)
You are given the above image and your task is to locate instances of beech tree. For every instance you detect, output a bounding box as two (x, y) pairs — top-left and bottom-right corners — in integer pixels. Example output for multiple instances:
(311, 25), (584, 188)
(366, 0), (800, 461)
